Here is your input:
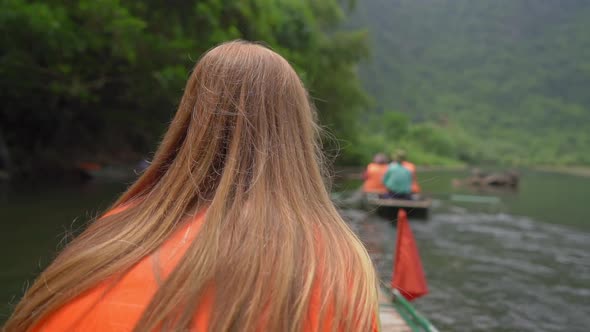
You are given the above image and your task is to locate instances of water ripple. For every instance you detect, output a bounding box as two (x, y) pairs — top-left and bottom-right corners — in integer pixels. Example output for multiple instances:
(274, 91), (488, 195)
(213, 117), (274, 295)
(344, 209), (590, 332)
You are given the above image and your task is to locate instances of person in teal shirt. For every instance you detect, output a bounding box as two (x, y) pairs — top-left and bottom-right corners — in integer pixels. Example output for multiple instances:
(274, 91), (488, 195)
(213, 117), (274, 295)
(382, 159), (412, 199)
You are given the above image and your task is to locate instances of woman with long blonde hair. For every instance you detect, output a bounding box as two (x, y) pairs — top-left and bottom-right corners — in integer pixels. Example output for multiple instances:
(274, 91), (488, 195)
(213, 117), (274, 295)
(5, 40), (380, 332)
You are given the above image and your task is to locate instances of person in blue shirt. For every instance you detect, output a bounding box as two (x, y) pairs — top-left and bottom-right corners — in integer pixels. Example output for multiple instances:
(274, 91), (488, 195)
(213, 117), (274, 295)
(382, 153), (413, 199)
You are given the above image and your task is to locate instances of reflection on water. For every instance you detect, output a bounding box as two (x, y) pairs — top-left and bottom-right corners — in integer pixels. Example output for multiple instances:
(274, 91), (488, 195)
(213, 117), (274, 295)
(1, 170), (590, 331)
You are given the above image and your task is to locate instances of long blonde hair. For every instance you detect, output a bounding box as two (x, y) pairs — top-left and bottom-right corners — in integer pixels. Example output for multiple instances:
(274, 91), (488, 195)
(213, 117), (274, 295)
(5, 40), (379, 332)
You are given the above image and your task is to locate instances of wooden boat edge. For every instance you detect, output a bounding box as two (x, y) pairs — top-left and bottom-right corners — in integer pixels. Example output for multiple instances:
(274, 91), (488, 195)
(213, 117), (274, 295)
(367, 197), (433, 209)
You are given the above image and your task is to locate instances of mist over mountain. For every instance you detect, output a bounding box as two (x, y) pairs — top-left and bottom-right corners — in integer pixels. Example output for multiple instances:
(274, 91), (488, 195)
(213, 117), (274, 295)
(349, 0), (590, 165)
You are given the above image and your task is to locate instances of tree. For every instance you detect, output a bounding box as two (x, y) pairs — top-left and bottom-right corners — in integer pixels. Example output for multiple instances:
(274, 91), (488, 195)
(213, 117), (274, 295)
(0, 0), (370, 174)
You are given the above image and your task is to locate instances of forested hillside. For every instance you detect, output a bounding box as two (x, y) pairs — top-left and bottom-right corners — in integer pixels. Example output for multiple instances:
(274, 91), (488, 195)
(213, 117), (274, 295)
(2, 0), (588, 175)
(0, 0), (368, 175)
(350, 0), (590, 165)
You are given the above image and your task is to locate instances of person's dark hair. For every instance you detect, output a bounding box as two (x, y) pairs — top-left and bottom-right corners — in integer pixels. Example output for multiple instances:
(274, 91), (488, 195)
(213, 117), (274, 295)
(373, 153), (389, 164)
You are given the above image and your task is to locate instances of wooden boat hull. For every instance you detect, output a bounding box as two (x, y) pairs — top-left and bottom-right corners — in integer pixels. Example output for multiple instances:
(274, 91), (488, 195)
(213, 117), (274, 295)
(380, 288), (438, 331)
(366, 197), (432, 220)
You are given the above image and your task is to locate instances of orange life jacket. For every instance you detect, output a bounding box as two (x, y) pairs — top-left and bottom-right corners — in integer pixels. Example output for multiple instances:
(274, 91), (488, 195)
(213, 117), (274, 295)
(30, 209), (378, 332)
(362, 163), (389, 194)
(401, 161), (421, 194)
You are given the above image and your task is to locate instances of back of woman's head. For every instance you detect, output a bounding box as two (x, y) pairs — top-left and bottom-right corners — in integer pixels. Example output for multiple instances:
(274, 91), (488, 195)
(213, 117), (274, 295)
(152, 40), (325, 204)
(5, 40), (378, 332)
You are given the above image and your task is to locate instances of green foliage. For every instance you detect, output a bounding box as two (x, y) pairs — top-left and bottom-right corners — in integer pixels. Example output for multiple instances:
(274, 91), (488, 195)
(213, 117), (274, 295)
(349, 0), (590, 166)
(0, 0), (369, 173)
(356, 111), (466, 166)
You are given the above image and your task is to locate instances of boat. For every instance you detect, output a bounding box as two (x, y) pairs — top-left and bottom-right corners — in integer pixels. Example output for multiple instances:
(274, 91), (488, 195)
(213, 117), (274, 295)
(365, 196), (432, 219)
(379, 288), (438, 331)
(452, 169), (520, 191)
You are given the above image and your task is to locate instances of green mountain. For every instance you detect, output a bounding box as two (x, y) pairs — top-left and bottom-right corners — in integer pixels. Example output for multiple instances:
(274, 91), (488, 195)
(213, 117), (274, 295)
(349, 0), (590, 165)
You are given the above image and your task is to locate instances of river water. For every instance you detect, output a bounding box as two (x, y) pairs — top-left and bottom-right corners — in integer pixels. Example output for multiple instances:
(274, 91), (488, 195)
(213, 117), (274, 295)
(1, 170), (589, 331)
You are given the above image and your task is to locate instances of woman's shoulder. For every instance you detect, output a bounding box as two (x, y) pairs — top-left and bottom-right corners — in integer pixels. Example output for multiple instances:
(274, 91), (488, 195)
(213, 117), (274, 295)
(30, 211), (208, 332)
